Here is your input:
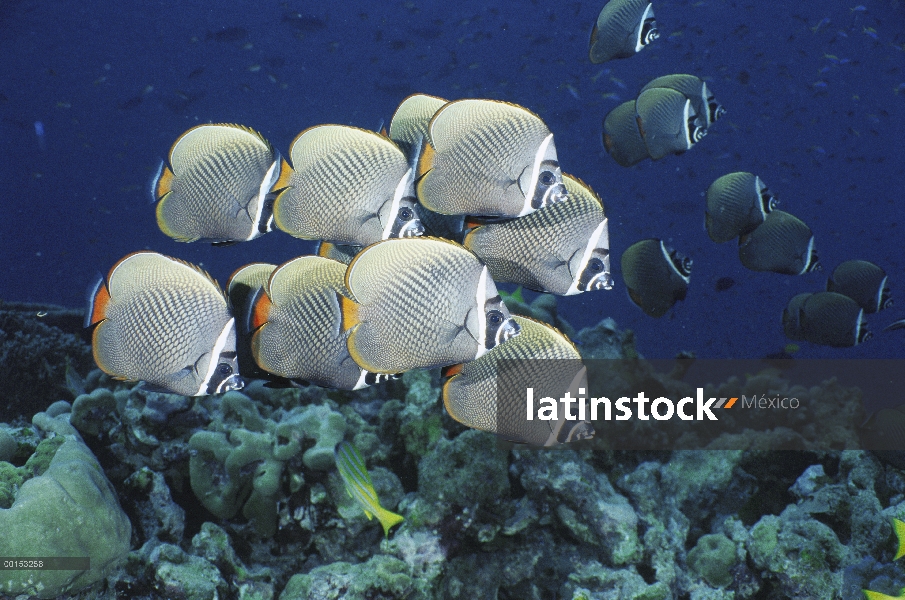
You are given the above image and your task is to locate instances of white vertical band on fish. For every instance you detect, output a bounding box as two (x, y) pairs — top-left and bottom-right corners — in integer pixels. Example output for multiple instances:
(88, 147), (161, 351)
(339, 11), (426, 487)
(198, 317), (237, 395)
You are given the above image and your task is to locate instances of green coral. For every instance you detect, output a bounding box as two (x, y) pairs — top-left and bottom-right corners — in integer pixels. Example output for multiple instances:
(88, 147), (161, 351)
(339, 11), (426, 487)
(70, 387), (119, 436)
(189, 392), (346, 536)
(0, 410), (131, 599)
(687, 533), (736, 587)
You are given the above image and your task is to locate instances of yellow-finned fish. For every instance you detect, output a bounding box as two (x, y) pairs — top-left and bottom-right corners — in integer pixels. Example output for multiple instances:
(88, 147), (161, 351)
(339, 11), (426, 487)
(334, 441), (403, 538)
(463, 174), (612, 296)
(705, 172), (777, 243)
(589, 0), (659, 64)
(894, 517), (905, 560)
(416, 99), (568, 218)
(826, 260), (892, 314)
(151, 123), (291, 244)
(635, 87), (707, 160)
(339, 237), (520, 374)
(226, 262), (276, 379)
(863, 588), (905, 600)
(640, 74), (725, 127)
(85, 251), (243, 396)
(602, 100), (651, 167)
(274, 124), (425, 246)
(621, 239), (691, 318)
(738, 210), (821, 275)
(442, 315), (594, 446)
(799, 291), (872, 347)
(249, 256), (391, 390)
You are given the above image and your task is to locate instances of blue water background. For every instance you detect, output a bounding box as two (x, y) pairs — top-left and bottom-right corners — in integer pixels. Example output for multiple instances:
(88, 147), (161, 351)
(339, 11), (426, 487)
(0, 0), (902, 360)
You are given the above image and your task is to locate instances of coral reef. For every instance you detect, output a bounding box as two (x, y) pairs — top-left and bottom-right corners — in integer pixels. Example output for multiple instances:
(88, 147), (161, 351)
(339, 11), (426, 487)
(0, 301), (901, 599)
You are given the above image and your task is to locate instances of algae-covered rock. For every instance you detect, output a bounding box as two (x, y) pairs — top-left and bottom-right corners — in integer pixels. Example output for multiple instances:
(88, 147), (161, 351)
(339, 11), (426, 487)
(398, 369), (445, 458)
(151, 543), (227, 600)
(418, 429), (509, 516)
(514, 449), (641, 566)
(124, 466), (186, 543)
(280, 555), (414, 600)
(747, 506), (844, 597)
(561, 560), (670, 600)
(0, 411), (131, 598)
(687, 533), (737, 587)
(442, 552), (503, 599)
(191, 522), (258, 584)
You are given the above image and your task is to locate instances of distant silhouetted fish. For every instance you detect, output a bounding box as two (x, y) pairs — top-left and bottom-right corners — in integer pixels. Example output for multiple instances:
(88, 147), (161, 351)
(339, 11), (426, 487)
(715, 277), (735, 292)
(118, 96), (143, 110)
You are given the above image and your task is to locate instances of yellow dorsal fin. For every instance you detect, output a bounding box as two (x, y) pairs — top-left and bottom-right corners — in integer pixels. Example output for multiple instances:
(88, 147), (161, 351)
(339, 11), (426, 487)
(271, 156), (293, 192)
(416, 138), (435, 179)
(87, 279), (111, 328)
(317, 241), (334, 258)
(154, 165), (175, 199)
(250, 289), (272, 331)
(339, 293), (360, 332)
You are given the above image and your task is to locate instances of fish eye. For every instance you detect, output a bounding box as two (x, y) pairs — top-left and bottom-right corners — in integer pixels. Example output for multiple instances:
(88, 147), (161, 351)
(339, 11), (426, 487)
(588, 258), (604, 272)
(398, 207), (413, 221)
(487, 310), (503, 326)
(217, 363), (233, 376)
(539, 171), (556, 187)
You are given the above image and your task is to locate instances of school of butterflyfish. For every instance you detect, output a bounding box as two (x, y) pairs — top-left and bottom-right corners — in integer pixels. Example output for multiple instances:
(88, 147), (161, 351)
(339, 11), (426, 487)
(85, 93), (610, 447)
(84, 0), (895, 452)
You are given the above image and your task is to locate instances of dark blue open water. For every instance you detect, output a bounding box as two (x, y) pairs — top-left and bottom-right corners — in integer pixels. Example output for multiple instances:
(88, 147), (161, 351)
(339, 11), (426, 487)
(1, 0), (902, 360)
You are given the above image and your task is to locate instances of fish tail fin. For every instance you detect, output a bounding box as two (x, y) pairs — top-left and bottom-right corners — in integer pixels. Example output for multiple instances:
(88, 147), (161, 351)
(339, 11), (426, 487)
(894, 518), (905, 560)
(376, 506), (404, 538)
(85, 273), (109, 328)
